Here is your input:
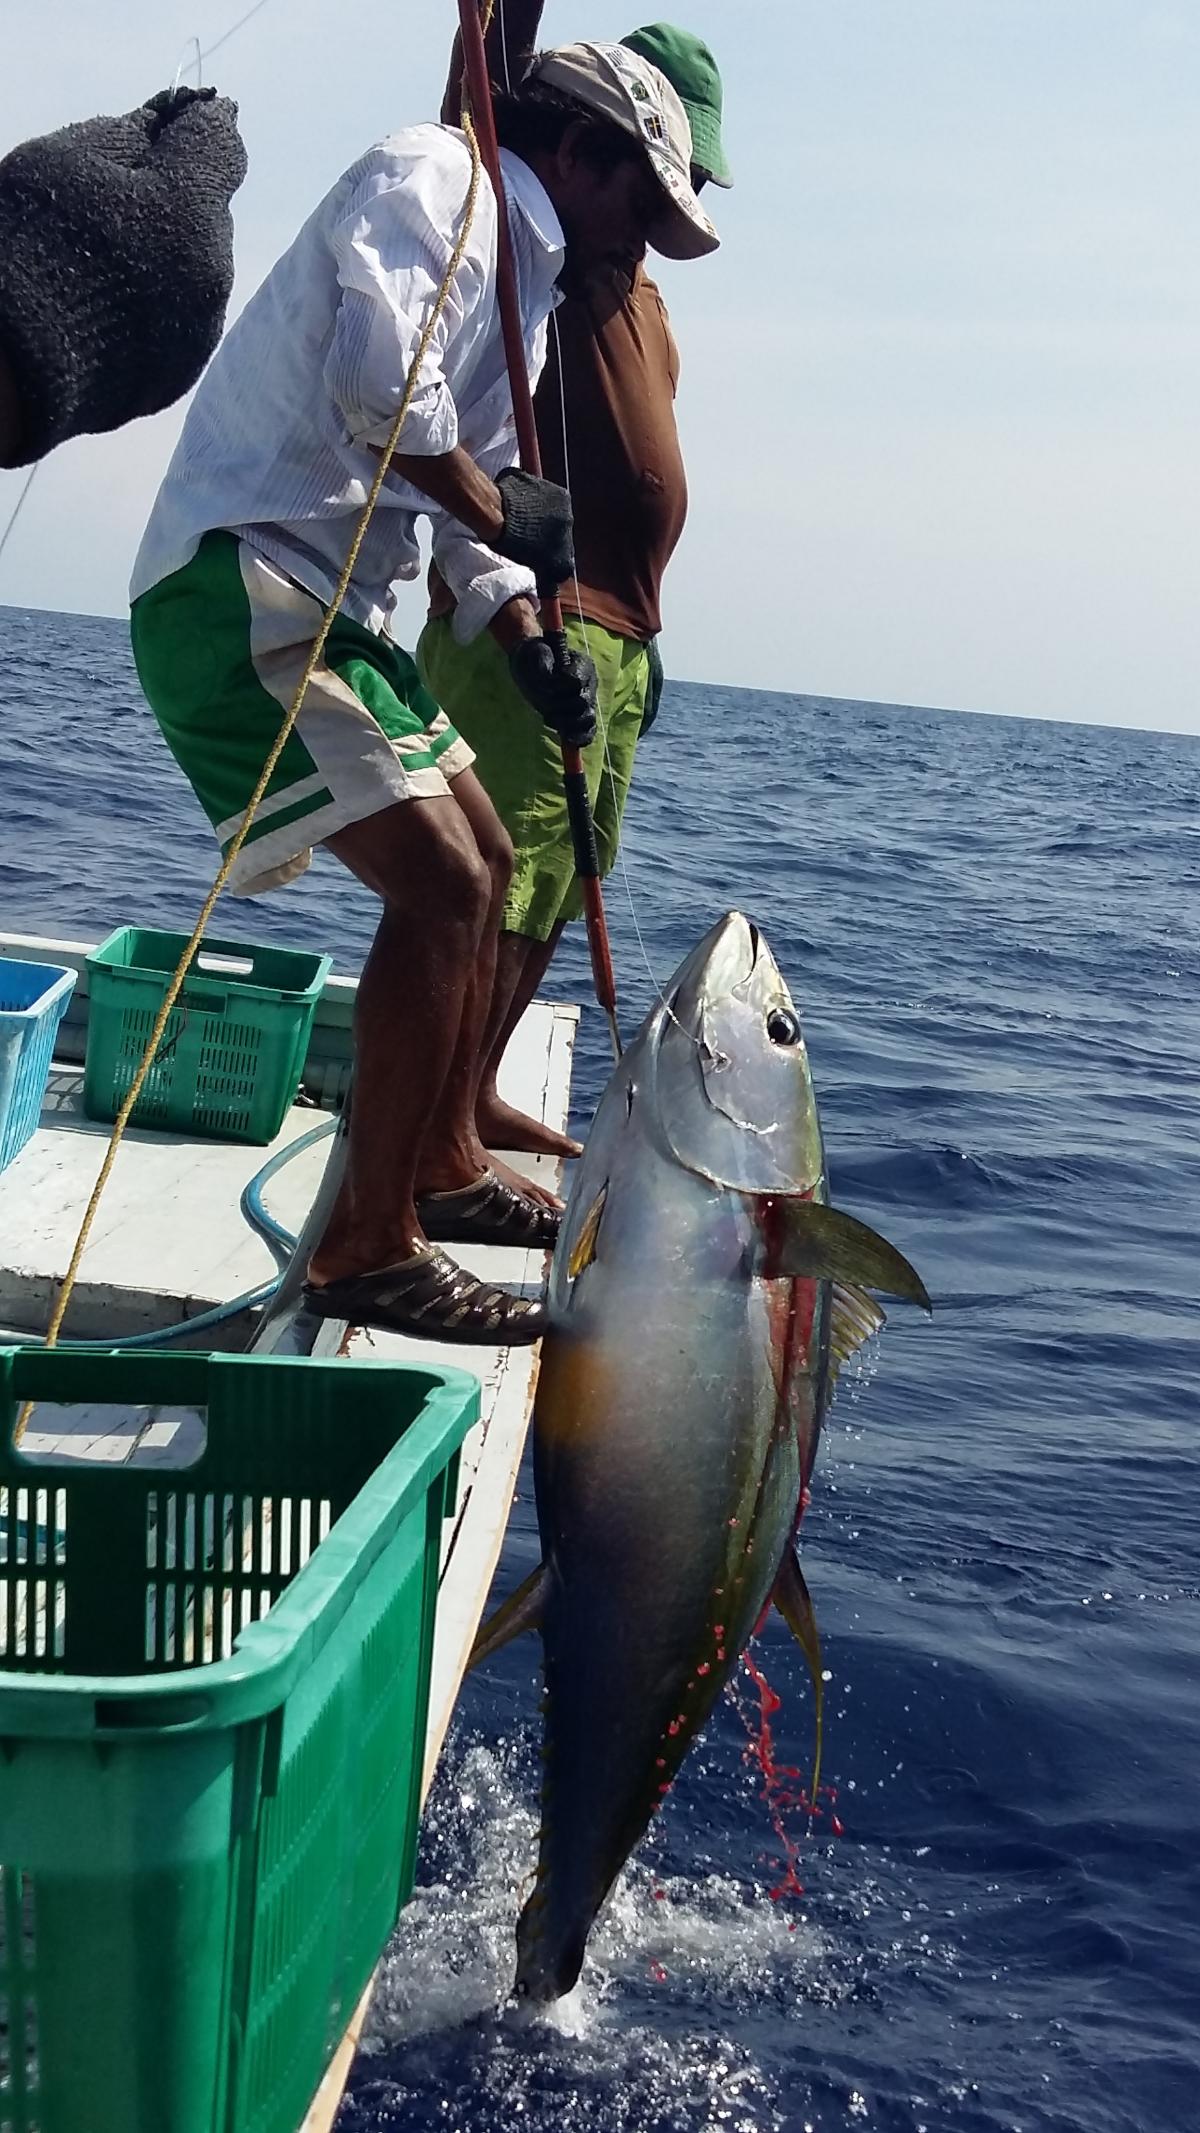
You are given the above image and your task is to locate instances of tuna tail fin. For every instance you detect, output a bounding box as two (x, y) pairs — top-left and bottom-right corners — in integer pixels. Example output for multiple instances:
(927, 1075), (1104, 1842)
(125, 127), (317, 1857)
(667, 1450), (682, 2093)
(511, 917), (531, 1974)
(468, 1563), (547, 1672)
(767, 1201), (932, 1312)
(514, 1890), (589, 2006)
(773, 1548), (825, 1825)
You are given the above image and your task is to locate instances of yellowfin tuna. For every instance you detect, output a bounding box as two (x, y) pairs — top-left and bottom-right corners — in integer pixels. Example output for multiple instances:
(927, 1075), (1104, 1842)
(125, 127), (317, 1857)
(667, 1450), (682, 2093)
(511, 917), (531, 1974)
(473, 912), (930, 2000)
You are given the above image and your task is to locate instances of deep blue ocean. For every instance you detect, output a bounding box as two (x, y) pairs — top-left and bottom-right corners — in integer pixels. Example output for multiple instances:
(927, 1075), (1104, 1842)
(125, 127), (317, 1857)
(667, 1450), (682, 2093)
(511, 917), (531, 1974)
(3, 603), (1199, 2133)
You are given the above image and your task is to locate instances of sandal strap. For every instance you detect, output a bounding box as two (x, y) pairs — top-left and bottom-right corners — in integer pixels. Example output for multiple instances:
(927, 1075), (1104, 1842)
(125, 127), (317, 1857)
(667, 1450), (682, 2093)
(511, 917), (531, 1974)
(308, 1245), (543, 1338)
(407, 1248), (539, 1333)
(416, 1168), (559, 1249)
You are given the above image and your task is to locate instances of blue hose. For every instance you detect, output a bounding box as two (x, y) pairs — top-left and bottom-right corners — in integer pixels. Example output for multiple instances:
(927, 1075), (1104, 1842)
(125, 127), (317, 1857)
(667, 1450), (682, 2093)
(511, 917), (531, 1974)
(5, 1116), (338, 1351)
(240, 1117), (336, 1265)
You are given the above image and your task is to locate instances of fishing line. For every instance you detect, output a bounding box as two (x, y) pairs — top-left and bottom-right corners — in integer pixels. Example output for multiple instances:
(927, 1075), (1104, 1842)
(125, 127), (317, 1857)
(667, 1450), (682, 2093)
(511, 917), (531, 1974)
(549, 305), (706, 1054)
(170, 35), (203, 94)
(3, 0), (278, 585)
(550, 317), (895, 1044)
(16, 40), (490, 1433)
(0, 467), (39, 571)
(199, 0), (276, 64)
(174, 0), (279, 86)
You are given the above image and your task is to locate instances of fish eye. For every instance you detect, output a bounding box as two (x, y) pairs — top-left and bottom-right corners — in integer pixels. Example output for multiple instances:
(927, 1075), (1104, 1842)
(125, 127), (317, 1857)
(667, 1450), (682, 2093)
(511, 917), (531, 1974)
(766, 1007), (801, 1046)
(625, 1080), (636, 1118)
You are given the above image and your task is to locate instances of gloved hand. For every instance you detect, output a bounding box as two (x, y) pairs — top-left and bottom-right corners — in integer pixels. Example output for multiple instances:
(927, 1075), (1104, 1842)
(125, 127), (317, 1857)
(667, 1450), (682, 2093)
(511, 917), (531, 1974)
(641, 634), (665, 735)
(0, 85), (247, 467)
(509, 633), (598, 748)
(493, 467), (576, 591)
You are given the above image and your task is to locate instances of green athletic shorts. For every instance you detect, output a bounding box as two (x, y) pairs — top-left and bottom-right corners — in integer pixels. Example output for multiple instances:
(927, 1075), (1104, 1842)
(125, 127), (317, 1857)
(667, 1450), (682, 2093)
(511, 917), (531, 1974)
(417, 613), (649, 942)
(131, 531), (473, 896)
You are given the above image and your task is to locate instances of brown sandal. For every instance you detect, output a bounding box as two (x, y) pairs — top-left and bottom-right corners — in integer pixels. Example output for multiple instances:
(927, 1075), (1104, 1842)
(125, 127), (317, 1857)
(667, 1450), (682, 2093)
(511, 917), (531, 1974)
(303, 1246), (547, 1345)
(415, 1169), (561, 1250)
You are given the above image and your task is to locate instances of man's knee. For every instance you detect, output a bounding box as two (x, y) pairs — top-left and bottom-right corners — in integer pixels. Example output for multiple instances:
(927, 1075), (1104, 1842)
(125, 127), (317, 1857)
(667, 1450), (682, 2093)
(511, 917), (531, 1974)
(423, 819), (492, 928)
(450, 768), (513, 895)
(481, 817), (514, 896)
(332, 797), (491, 930)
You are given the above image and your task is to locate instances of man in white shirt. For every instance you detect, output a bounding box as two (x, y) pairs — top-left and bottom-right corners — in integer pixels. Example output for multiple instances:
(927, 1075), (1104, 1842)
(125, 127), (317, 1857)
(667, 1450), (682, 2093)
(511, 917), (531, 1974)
(129, 55), (716, 1344)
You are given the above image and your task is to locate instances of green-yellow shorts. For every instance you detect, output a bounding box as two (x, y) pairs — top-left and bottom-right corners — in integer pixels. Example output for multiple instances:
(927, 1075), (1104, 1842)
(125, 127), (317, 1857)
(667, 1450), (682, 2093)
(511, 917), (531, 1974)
(131, 530), (473, 897)
(417, 613), (649, 942)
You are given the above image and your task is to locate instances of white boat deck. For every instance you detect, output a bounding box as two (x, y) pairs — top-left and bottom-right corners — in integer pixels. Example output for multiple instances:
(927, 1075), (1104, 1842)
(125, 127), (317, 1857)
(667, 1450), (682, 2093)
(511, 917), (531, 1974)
(0, 934), (578, 2132)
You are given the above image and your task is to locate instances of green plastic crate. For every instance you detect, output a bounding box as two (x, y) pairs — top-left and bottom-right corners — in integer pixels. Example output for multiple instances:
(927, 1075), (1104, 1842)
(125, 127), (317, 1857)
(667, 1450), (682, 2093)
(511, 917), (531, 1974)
(0, 1346), (478, 2133)
(83, 927), (333, 1145)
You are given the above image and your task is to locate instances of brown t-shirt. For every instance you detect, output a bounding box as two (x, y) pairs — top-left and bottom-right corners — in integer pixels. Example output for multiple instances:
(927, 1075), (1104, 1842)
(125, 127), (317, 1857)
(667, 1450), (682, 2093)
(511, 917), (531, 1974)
(437, 3), (687, 642)
(533, 266), (687, 642)
(429, 268), (687, 643)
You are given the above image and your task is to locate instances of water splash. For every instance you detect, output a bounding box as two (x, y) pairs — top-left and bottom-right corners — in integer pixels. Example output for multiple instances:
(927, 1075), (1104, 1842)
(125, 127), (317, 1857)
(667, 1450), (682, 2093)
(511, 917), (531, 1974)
(349, 1732), (828, 2132)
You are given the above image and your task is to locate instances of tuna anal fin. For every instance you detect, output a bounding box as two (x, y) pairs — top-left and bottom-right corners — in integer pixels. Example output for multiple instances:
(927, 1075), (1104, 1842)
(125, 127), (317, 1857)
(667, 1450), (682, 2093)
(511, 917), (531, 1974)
(468, 1564), (546, 1672)
(773, 1547), (825, 1820)
(768, 1201), (931, 1312)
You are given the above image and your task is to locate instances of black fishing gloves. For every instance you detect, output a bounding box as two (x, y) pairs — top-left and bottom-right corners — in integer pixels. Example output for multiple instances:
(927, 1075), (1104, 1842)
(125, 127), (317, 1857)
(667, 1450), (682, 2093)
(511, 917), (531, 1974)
(494, 470), (593, 741)
(0, 86), (247, 467)
(509, 634), (598, 748)
(493, 467), (576, 590)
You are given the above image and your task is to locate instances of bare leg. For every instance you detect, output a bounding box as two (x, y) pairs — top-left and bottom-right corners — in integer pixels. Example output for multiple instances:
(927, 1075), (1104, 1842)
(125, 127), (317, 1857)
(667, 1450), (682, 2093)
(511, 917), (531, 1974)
(415, 767), (515, 1194)
(440, 776), (574, 1198)
(307, 793), (492, 1287)
(474, 922), (585, 1161)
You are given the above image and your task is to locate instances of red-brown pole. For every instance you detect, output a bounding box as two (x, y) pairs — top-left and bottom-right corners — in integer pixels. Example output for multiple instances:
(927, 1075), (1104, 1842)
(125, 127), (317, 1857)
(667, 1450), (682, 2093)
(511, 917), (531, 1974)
(456, 0), (622, 1059)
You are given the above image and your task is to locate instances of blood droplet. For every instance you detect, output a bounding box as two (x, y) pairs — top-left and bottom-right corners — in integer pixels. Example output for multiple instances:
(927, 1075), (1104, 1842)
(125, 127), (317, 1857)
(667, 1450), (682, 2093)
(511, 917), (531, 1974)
(735, 1648), (809, 1902)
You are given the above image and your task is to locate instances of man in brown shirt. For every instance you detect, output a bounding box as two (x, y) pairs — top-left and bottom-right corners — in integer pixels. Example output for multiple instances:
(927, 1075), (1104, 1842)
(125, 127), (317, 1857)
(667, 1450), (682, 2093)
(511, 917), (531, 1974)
(420, 15), (731, 1159)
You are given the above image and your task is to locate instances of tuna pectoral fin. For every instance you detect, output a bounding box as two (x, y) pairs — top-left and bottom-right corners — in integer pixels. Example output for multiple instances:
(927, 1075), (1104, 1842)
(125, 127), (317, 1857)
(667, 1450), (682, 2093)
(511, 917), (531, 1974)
(773, 1548), (825, 1818)
(770, 1202), (932, 1311)
(468, 1564), (546, 1671)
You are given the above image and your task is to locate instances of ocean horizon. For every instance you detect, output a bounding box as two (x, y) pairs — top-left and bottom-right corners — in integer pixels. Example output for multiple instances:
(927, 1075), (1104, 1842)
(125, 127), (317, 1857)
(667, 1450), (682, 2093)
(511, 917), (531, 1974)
(4, 598), (1193, 745)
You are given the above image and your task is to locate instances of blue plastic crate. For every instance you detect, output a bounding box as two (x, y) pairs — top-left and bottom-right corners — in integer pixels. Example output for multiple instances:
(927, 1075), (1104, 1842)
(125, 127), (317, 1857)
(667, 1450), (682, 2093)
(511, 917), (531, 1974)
(0, 959), (77, 1175)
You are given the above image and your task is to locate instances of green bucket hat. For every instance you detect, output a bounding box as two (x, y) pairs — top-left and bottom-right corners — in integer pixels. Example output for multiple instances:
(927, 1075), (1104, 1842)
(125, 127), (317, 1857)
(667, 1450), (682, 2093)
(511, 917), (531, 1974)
(620, 22), (733, 187)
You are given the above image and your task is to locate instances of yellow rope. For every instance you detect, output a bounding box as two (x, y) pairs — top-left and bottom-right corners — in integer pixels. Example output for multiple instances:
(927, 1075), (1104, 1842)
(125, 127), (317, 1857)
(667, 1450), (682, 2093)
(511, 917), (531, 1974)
(16, 60), (493, 1440)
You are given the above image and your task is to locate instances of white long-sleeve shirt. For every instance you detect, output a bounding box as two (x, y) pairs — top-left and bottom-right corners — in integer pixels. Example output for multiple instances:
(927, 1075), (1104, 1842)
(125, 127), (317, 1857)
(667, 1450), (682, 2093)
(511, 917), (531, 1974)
(130, 124), (564, 642)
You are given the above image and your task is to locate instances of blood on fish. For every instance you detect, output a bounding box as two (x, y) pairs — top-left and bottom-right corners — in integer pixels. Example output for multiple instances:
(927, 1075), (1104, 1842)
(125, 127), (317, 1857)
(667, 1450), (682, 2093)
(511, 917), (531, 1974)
(735, 1647), (810, 1901)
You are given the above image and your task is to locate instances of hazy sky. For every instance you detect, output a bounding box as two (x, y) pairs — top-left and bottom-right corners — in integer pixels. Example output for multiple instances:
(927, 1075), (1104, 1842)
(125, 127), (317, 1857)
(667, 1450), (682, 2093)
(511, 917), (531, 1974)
(1, 1), (1197, 730)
